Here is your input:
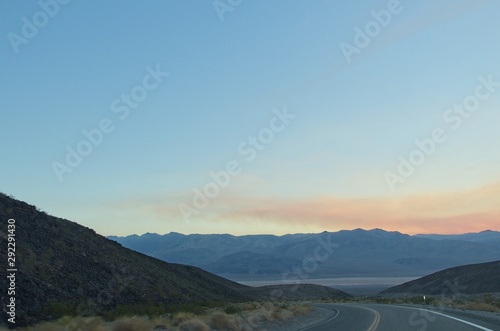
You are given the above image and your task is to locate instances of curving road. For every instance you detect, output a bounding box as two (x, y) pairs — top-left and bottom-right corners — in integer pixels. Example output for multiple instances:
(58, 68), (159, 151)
(300, 304), (500, 331)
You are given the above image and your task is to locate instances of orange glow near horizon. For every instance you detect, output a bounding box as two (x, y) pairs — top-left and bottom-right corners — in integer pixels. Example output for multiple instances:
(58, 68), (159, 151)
(101, 182), (500, 236)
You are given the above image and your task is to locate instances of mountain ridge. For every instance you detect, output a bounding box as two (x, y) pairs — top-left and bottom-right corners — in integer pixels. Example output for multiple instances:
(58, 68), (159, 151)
(109, 229), (500, 279)
(414, 230), (500, 249)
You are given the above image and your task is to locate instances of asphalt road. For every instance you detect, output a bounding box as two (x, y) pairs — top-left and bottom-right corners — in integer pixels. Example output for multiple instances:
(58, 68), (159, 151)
(300, 304), (500, 331)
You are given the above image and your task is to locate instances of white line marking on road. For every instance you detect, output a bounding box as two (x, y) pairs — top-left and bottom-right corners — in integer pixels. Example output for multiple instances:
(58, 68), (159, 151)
(418, 308), (494, 331)
(397, 306), (494, 331)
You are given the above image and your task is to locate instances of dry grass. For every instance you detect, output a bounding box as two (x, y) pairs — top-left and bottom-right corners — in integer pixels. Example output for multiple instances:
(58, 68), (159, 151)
(239, 303), (255, 311)
(209, 312), (241, 330)
(148, 316), (171, 330)
(262, 302), (274, 311)
(178, 319), (210, 331)
(290, 304), (314, 316)
(15, 301), (315, 331)
(112, 316), (152, 331)
(21, 322), (66, 331)
(172, 312), (197, 326)
(271, 308), (292, 321)
(71, 317), (108, 331)
(21, 316), (107, 331)
(465, 302), (500, 312)
(243, 307), (273, 325)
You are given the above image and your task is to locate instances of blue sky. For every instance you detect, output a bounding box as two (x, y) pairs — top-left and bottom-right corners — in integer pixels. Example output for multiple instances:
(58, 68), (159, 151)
(1, 0), (500, 236)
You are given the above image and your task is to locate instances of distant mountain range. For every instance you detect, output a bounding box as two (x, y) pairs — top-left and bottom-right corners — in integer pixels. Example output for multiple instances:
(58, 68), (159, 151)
(382, 260), (500, 295)
(415, 231), (500, 249)
(108, 229), (500, 279)
(0, 193), (349, 327)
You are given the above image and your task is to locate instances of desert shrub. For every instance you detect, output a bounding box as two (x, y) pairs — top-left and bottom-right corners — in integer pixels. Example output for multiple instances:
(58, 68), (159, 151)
(239, 303), (254, 311)
(178, 319), (210, 331)
(262, 302), (274, 311)
(149, 315), (172, 330)
(466, 302), (500, 312)
(22, 322), (66, 331)
(22, 316), (107, 331)
(407, 296), (426, 304)
(210, 312), (240, 330)
(290, 304), (313, 316)
(271, 308), (292, 321)
(224, 305), (241, 315)
(63, 316), (107, 331)
(425, 297), (437, 305)
(172, 312), (196, 326)
(244, 308), (273, 325)
(112, 316), (151, 331)
(166, 302), (212, 315)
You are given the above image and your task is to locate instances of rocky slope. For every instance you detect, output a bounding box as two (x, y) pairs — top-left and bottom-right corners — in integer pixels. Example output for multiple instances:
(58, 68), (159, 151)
(381, 260), (500, 295)
(0, 193), (350, 327)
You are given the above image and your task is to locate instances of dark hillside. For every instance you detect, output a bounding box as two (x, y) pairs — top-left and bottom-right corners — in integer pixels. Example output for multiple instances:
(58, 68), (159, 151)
(382, 260), (500, 295)
(0, 193), (350, 327)
(0, 193), (248, 326)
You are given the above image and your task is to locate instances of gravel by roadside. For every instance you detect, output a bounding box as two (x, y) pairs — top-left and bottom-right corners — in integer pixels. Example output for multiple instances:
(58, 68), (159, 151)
(253, 305), (337, 331)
